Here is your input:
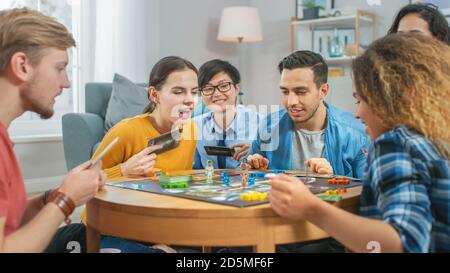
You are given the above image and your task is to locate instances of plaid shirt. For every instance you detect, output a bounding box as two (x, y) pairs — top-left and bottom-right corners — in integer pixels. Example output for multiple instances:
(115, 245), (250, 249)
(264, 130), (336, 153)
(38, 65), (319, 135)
(360, 126), (450, 253)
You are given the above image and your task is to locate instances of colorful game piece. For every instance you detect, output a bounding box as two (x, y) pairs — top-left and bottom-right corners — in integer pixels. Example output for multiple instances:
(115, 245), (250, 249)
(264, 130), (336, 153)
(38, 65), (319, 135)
(159, 175), (192, 189)
(325, 189), (341, 195)
(317, 195), (342, 202)
(160, 181), (189, 189)
(222, 177), (230, 187)
(328, 178), (350, 185)
(240, 159), (250, 188)
(273, 169), (286, 174)
(240, 191), (268, 202)
(149, 168), (163, 181)
(339, 178), (350, 185)
(248, 177), (256, 186)
(205, 160), (214, 184)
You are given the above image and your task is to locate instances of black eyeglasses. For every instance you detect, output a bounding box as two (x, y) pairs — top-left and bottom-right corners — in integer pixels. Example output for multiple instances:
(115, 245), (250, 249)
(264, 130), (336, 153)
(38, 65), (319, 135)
(200, 82), (234, 96)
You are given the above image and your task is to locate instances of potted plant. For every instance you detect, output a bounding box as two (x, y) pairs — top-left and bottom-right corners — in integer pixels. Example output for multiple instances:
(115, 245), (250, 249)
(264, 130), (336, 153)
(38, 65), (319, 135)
(302, 0), (324, 20)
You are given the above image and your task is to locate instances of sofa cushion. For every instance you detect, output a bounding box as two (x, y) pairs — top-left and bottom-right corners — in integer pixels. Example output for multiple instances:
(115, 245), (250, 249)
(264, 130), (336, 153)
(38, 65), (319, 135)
(104, 73), (149, 132)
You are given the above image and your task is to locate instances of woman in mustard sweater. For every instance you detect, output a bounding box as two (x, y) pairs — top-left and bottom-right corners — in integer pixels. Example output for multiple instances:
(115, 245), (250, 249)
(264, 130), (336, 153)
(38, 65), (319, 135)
(83, 56), (199, 253)
(93, 56), (199, 180)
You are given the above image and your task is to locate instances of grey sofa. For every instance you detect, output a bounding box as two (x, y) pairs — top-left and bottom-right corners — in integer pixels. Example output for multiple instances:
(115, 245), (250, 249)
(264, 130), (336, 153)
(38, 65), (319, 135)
(62, 83), (114, 170)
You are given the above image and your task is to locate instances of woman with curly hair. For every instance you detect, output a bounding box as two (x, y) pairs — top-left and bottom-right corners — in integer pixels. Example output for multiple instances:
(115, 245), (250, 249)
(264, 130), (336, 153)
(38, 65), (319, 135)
(267, 33), (450, 253)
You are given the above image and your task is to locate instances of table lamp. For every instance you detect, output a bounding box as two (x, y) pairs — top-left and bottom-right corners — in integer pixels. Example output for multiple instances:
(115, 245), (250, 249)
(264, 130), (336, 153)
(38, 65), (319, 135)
(218, 6), (263, 104)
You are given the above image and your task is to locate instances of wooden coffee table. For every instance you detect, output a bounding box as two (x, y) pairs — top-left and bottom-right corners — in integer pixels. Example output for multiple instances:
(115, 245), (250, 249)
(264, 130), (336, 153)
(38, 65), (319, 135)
(86, 176), (361, 253)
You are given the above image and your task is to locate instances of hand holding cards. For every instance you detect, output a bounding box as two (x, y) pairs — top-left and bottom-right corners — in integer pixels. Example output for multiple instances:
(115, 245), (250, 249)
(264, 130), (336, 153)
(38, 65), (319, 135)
(148, 126), (183, 155)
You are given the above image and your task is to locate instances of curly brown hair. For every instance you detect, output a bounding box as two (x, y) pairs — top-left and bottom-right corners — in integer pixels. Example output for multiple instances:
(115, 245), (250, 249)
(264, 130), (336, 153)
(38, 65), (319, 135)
(353, 33), (450, 159)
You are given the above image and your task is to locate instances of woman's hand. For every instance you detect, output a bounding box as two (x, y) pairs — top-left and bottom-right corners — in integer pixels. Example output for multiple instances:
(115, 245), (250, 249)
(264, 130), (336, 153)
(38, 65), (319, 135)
(120, 145), (162, 177)
(269, 174), (319, 220)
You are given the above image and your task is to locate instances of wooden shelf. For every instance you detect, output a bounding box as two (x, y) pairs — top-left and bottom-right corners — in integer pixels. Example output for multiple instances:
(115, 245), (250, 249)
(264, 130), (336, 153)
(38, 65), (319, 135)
(292, 14), (373, 30)
(289, 9), (377, 59)
(325, 56), (356, 65)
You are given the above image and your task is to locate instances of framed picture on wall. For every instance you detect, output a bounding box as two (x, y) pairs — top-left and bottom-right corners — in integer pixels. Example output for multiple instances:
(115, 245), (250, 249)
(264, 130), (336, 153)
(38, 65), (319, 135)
(296, 0), (335, 19)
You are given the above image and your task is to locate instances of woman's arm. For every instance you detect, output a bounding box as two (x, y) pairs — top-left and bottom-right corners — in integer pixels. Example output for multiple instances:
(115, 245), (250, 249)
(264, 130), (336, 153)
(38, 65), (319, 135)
(269, 174), (404, 253)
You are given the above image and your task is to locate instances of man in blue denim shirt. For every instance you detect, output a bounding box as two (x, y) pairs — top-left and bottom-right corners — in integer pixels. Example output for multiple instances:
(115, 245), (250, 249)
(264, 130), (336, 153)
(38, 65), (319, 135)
(248, 51), (369, 179)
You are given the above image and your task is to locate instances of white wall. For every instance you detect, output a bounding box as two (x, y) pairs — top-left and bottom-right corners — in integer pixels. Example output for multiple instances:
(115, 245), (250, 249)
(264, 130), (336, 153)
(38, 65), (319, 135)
(16, 0), (412, 193)
(158, 0), (250, 70)
(13, 138), (66, 193)
(244, 0), (410, 112)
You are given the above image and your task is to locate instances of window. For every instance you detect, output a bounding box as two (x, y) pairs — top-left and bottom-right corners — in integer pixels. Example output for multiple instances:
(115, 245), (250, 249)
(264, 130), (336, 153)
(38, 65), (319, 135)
(1, 0), (81, 137)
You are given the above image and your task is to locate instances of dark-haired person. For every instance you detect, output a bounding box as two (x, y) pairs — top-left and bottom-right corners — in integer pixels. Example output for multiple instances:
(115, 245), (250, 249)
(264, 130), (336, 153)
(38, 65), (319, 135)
(193, 59), (261, 169)
(389, 3), (450, 44)
(79, 56), (199, 252)
(269, 33), (450, 253)
(247, 51), (370, 179)
(92, 56), (199, 180)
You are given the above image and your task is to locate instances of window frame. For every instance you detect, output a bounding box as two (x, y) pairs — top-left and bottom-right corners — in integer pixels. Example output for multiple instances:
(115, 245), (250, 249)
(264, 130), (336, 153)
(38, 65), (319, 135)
(6, 0), (82, 139)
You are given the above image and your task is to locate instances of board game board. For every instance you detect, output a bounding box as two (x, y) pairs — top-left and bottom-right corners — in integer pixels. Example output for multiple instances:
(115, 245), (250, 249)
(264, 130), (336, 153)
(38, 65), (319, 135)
(107, 170), (361, 208)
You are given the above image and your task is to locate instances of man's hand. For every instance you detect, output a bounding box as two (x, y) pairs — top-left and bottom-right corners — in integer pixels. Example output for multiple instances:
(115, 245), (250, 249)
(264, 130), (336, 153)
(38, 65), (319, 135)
(120, 145), (162, 177)
(304, 158), (333, 174)
(247, 153), (269, 169)
(59, 160), (107, 207)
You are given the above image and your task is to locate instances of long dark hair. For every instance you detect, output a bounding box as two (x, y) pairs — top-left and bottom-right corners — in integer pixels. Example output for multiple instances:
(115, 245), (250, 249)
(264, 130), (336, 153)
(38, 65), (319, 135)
(388, 3), (450, 45)
(143, 56), (198, 113)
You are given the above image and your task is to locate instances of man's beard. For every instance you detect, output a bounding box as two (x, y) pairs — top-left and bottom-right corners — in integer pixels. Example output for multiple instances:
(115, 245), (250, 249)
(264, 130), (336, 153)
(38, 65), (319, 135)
(20, 77), (54, 120)
(290, 100), (321, 126)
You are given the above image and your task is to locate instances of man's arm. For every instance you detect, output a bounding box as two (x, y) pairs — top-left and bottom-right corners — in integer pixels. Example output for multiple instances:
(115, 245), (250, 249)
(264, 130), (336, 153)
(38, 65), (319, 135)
(0, 203), (66, 253)
(248, 134), (266, 159)
(20, 194), (46, 226)
(352, 136), (371, 179)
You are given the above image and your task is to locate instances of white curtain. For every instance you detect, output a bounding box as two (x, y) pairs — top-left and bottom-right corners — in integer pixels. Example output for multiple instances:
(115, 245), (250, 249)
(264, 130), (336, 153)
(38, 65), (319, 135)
(79, 0), (159, 84)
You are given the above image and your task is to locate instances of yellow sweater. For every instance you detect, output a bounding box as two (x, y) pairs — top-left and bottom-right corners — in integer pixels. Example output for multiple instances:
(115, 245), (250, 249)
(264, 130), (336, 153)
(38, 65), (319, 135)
(93, 114), (197, 179)
(81, 114), (197, 224)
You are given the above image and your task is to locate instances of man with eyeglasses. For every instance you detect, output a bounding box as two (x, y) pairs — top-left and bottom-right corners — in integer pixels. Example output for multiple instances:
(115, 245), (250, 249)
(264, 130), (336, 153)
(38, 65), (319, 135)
(247, 51), (370, 179)
(193, 59), (261, 169)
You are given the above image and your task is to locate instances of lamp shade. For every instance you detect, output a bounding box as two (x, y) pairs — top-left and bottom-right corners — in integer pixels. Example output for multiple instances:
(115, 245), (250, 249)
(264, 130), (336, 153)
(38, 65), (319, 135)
(218, 6), (263, 43)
